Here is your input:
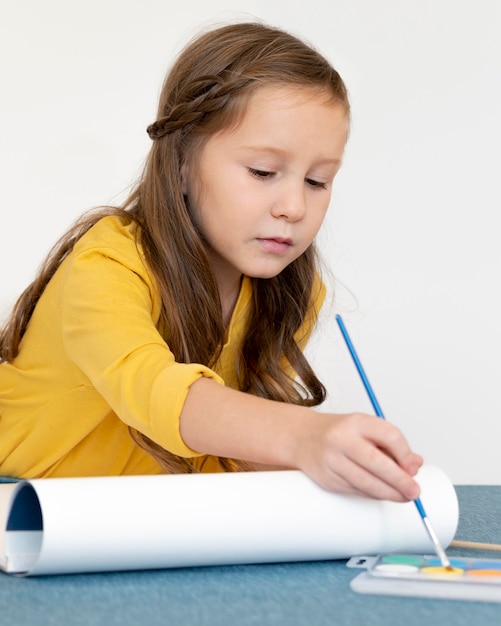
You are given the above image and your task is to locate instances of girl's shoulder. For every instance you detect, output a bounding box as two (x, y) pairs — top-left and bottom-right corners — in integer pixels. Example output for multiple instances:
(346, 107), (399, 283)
(75, 214), (139, 250)
(71, 213), (146, 268)
(63, 213), (158, 296)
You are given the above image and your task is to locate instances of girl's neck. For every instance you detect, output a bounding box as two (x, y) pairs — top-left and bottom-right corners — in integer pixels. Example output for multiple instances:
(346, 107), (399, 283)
(219, 275), (243, 327)
(206, 253), (243, 326)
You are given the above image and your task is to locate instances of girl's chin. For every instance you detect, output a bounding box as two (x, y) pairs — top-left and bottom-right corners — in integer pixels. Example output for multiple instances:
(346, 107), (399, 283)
(245, 265), (293, 280)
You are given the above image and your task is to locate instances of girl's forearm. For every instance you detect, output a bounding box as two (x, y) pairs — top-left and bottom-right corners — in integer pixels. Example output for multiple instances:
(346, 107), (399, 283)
(179, 376), (308, 468)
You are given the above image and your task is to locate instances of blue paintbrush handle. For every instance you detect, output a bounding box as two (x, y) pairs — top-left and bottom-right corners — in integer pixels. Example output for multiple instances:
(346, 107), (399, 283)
(335, 315), (385, 418)
(335, 315), (431, 520)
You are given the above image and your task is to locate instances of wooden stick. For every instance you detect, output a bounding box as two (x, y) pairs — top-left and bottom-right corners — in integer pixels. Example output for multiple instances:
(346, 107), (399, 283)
(450, 540), (501, 552)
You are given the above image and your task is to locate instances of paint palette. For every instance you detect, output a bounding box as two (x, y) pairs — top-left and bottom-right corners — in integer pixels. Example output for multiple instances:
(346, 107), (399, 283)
(347, 555), (501, 602)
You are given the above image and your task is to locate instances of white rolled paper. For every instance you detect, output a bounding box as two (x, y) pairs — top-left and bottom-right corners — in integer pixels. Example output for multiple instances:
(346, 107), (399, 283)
(0, 465), (458, 576)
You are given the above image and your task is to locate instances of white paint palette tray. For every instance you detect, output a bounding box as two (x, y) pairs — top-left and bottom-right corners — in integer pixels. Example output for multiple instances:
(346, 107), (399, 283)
(347, 554), (501, 602)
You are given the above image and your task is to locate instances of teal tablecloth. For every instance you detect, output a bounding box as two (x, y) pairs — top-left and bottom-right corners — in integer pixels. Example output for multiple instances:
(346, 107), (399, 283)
(0, 485), (500, 625)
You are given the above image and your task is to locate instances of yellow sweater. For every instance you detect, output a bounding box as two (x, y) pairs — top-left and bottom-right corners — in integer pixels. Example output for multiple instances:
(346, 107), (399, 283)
(0, 216), (324, 479)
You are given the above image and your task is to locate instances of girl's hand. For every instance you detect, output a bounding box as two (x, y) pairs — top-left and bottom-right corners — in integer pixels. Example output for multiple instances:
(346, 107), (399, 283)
(290, 411), (423, 502)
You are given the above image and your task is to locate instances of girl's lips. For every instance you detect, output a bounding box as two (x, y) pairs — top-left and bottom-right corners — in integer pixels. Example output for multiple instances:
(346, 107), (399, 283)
(257, 237), (293, 254)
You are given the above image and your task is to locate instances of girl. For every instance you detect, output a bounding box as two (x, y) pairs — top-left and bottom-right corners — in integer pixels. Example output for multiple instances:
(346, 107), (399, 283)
(0, 22), (422, 501)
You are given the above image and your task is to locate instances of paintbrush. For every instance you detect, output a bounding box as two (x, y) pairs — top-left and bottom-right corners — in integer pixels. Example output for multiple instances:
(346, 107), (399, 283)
(335, 314), (452, 570)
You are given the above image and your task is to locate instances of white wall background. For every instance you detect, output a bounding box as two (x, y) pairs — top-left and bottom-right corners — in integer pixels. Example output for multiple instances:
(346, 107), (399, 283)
(1, 0), (500, 484)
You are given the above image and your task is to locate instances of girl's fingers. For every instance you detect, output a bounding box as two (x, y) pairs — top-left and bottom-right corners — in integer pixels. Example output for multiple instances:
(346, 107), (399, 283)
(324, 415), (422, 500)
(319, 453), (417, 502)
(357, 418), (423, 473)
(348, 444), (421, 500)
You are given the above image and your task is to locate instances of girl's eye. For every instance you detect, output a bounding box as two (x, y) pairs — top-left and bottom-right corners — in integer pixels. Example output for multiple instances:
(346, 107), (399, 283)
(248, 168), (275, 180)
(306, 178), (327, 190)
(248, 168), (327, 189)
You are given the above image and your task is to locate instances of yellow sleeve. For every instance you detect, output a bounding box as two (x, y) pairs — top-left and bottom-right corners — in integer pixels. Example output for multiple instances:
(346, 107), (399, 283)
(60, 227), (223, 458)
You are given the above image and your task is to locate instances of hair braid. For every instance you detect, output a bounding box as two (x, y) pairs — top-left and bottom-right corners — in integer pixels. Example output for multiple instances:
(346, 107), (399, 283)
(147, 74), (252, 139)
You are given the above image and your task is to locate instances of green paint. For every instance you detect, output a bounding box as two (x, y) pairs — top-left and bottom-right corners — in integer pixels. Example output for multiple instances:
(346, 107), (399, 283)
(381, 555), (424, 567)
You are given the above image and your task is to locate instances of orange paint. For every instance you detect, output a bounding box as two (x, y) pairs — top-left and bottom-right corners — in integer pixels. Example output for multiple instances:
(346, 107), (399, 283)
(467, 569), (501, 577)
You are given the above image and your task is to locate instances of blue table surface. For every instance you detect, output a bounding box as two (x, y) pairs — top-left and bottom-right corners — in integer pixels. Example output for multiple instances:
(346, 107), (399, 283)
(0, 484), (500, 626)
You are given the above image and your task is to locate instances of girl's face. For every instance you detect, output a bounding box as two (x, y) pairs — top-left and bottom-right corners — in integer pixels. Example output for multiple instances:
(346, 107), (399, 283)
(183, 85), (349, 299)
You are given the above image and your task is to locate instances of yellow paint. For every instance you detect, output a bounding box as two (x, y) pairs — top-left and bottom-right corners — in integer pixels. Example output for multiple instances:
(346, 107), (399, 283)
(420, 566), (464, 576)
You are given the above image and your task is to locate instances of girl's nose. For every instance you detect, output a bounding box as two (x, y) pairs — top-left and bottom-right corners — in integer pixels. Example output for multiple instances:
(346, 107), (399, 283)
(270, 184), (306, 222)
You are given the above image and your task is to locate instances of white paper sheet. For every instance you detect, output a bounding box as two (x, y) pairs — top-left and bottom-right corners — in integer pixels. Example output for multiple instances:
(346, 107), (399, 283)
(0, 465), (458, 576)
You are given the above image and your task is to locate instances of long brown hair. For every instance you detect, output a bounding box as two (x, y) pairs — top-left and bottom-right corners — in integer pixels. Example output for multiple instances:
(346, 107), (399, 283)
(0, 22), (350, 472)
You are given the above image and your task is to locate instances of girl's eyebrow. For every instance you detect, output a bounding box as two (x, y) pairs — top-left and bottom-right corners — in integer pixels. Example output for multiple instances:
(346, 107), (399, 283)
(239, 145), (286, 156)
(239, 145), (342, 165)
